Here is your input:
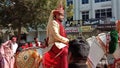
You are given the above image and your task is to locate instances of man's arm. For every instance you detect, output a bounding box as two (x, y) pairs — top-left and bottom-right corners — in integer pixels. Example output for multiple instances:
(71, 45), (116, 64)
(2, 40), (11, 46)
(50, 21), (69, 44)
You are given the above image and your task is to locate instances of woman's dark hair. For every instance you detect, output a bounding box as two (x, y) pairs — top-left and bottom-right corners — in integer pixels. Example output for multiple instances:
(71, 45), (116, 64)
(34, 37), (38, 40)
(10, 35), (17, 40)
(69, 36), (90, 61)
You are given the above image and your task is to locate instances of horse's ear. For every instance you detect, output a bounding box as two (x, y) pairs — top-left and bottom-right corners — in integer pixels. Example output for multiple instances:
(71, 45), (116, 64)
(109, 30), (118, 54)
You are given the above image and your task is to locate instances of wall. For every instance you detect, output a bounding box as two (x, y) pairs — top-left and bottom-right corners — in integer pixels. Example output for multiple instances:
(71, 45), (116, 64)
(27, 31), (46, 42)
(79, 0), (112, 19)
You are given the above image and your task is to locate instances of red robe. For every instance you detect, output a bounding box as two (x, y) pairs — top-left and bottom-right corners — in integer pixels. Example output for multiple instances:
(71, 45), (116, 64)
(43, 19), (68, 68)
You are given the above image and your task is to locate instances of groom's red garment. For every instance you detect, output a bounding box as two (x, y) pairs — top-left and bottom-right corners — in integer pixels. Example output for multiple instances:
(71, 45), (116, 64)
(43, 19), (69, 68)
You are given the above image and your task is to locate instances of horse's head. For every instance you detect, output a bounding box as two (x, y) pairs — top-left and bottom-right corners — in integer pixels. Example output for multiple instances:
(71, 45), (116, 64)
(68, 37), (90, 68)
(86, 32), (108, 51)
(86, 33), (108, 68)
(97, 33), (108, 46)
(97, 33), (109, 53)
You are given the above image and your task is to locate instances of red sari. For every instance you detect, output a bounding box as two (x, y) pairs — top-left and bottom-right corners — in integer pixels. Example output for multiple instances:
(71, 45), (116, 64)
(43, 19), (68, 68)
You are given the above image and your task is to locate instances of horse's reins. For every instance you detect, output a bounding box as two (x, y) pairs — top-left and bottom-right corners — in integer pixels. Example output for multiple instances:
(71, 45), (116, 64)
(87, 58), (93, 68)
(96, 35), (109, 54)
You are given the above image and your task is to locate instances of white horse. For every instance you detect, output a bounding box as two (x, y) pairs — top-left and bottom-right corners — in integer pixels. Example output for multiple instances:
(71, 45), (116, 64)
(86, 33), (120, 68)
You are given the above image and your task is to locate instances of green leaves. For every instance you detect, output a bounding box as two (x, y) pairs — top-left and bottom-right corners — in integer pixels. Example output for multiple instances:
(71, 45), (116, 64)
(66, 4), (73, 20)
(0, 0), (65, 28)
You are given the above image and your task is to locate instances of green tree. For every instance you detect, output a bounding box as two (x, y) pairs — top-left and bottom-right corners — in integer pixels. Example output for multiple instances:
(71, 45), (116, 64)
(66, 4), (73, 21)
(0, 0), (61, 42)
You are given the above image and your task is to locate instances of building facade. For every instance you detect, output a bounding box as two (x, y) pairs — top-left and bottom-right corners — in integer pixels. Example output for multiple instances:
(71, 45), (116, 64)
(65, 0), (119, 39)
(70, 1), (120, 67)
(27, 28), (46, 42)
(73, 0), (120, 21)
(67, 0), (73, 6)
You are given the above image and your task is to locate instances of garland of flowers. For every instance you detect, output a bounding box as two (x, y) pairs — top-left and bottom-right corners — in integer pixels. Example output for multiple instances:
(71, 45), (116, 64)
(109, 30), (118, 54)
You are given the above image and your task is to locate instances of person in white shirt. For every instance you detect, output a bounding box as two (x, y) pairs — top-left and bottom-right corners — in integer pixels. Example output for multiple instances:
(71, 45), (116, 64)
(10, 36), (18, 54)
(34, 37), (41, 47)
(33, 37), (43, 58)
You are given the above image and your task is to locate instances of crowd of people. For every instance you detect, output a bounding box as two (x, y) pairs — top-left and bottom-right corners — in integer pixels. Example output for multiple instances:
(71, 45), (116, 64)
(0, 0), (120, 68)
(0, 1), (91, 67)
(0, 13), (119, 68)
(0, 36), (44, 68)
(17, 37), (44, 51)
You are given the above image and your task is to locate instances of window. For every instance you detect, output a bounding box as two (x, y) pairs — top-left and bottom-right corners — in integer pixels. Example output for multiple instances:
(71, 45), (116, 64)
(95, 8), (112, 19)
(67, 1), (73, 6)
(95, 0), (99, 2)
(95, 0), (111, 3)
(82, 11), (89, 20)
(82, 0), (89, 4)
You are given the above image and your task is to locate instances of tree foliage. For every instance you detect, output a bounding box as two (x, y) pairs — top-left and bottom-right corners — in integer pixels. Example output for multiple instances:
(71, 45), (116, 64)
(0, 0), (61, 42)
(0, 0), (60, 29)
(66, 4), (73, 21)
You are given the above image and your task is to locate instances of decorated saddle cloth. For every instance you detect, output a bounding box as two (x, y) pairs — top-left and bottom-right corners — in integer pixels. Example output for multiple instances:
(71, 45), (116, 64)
(15, 49), (42, 68)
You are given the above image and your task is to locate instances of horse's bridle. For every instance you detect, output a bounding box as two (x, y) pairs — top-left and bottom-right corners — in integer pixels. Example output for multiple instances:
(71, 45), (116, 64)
(86, 34), (109, 68)
(96, 36), (109, 54)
